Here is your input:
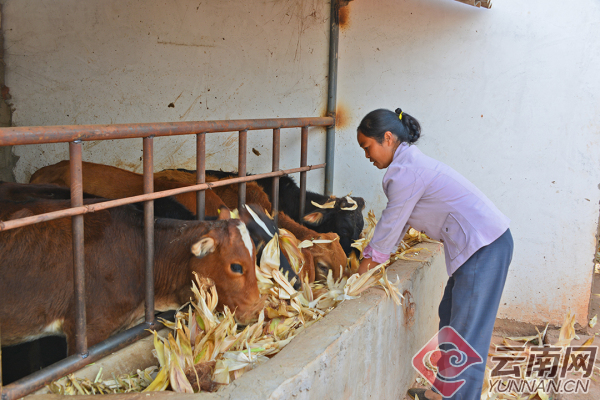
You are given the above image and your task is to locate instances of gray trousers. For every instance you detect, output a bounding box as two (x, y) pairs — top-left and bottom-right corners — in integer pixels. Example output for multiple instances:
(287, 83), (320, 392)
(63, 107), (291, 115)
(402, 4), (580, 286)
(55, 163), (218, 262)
(435, 229), (513, 399)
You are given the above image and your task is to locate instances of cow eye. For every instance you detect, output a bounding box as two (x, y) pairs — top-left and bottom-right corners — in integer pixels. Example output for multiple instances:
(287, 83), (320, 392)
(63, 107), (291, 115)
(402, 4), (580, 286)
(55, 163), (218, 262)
(230, 263), (243, 274)
(317, 262), (329, 276)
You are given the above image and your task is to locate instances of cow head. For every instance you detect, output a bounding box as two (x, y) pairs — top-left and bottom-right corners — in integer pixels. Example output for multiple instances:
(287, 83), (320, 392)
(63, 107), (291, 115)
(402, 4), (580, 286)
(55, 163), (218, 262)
(238, 203), (301, 290)
(303, 196), (366, 258)
(189, 219), (263, 325)
(310, 232), (352, 282)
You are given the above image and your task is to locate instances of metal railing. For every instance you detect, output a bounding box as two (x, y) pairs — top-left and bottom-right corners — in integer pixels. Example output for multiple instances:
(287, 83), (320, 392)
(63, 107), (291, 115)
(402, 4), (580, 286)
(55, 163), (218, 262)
(0, 116), (333, 399)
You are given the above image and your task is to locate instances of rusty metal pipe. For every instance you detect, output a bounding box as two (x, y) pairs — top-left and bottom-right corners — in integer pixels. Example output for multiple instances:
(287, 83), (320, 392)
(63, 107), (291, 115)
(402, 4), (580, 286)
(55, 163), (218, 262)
(196, 133), (206, 221)
(1, 320), (3, 396)
(0, 117), (334, 146)
(238, 130), (247, 211)
(299, 126), (308, 221)
(0, 164), (326, 232)
(142, 137), (155, 325)
(272, 128), (280, 226)
(324, 0), (340, 196)
(0, 311), (174, 400)
(69, 141), (88, 357)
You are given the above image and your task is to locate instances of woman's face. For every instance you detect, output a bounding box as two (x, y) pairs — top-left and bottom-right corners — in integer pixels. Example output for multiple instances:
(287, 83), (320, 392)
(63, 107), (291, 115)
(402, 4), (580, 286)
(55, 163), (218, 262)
(357, 131), (398, 169)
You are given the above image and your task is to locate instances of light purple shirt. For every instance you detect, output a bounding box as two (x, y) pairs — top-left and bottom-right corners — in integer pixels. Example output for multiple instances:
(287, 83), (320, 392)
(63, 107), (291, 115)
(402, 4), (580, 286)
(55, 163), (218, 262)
(364, 142), (510, 276)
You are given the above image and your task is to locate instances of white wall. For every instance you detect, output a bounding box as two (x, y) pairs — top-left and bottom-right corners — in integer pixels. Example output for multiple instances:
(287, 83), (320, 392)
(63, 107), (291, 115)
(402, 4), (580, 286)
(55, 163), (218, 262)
(4, 0), (331, 186)
(3, 0), (600, 326)
(334, 0), (600, 325)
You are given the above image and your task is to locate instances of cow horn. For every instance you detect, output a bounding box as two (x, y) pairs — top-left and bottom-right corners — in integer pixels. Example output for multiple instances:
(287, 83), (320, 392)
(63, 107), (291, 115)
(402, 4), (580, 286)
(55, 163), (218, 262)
(340, 196), (358, 211)
(311, 200), (335, 209)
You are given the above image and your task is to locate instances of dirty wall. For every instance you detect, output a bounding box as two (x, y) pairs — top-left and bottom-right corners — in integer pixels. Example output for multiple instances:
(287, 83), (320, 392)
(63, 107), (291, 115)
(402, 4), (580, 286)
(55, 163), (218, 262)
(2, 0), (331, 186)
(2, 0), (600, 326)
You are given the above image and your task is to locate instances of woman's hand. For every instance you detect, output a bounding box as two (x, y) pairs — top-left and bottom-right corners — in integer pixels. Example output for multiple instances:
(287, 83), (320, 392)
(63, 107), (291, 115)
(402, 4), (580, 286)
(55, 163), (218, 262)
(358, 257), (379, 275)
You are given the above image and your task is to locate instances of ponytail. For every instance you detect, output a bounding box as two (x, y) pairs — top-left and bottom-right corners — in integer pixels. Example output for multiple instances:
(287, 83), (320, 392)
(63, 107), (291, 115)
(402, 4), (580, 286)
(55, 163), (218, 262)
(358, 108), (421, 144)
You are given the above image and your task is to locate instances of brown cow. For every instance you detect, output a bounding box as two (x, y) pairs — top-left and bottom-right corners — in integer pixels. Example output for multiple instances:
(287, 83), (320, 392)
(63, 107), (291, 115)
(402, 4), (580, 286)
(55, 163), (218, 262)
(154, 170), (350, 282)
(30, 160), (227, 216)
(0, 199), (262, 354)
(29, 162), (302, 285)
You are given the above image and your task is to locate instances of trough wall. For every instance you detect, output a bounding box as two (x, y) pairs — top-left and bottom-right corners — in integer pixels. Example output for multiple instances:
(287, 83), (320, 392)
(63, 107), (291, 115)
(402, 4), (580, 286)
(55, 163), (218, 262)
(1, 0), (599, 327)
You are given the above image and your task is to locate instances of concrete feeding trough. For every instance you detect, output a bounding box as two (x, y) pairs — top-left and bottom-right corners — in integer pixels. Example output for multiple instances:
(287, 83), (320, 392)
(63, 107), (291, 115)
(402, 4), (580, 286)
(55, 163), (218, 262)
(30, 242), (446, 400)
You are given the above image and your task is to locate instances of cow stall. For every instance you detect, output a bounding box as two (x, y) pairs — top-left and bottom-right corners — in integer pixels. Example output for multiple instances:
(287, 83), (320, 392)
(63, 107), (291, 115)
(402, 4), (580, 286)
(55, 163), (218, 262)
(0, 0), (349, 392)
(0, 117), (334, 398)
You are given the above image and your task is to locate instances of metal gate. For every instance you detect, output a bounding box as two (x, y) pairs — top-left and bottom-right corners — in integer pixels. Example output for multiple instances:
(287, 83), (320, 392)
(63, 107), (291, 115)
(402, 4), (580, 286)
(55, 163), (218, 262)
(0, 116), (332, 399)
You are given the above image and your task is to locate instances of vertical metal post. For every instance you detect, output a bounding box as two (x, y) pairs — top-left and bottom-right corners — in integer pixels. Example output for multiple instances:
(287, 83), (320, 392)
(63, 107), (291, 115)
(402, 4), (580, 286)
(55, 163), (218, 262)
(142, 137), (155, 325)
(325, 0), (340, 196)
(299, 126), (308, 220)
(238, 130), (247, 211)
(196, 133), (206, 221)
(69, 141), (88, 356)
(1, 320), (3, 397)
(272, 128), (280, 226)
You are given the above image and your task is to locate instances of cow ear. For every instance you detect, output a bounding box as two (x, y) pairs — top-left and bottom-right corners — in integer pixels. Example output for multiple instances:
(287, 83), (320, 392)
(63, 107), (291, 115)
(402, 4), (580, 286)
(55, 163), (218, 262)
(303, 211), (324, 225)
(217, 206), (230, 220)
(8, 208), (34, 220)
(191, 237), (216, 258)
(354, 197), (366, 211)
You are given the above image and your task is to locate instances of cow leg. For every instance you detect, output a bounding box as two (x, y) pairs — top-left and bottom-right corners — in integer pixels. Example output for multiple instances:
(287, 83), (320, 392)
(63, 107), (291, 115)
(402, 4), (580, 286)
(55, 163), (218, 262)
(61, 318), (78, 356)
(62, 316), (106, 356)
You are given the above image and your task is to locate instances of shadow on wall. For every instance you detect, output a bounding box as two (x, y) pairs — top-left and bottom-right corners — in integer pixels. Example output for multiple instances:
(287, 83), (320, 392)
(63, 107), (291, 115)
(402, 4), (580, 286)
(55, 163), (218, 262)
(0, 147), (18, 182)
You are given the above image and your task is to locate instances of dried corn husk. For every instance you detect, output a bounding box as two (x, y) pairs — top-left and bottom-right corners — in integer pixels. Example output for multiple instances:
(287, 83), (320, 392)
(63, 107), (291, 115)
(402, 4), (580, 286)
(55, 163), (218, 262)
(278, 228), (304, 274)
(555, 311), (576, 347)
(348, 210), (441, 269)
(145, 251), (400, 392)
(392, 247), (430, 262)
(259, 232), (281, 273)
(49, 366), (159, 395)
(400, 228), (441, 250)
(53, 217), (411, 395)
(350, 210), (377, 259)
(311, 200), (336, 209)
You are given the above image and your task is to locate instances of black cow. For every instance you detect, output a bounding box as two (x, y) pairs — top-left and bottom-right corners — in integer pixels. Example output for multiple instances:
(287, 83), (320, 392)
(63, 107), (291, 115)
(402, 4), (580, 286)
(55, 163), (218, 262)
(197, 170), (365, 258)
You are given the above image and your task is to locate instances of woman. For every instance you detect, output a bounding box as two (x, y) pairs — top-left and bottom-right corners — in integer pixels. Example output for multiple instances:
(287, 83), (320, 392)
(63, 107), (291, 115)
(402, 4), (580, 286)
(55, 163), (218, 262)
(357, 108), (513, 400)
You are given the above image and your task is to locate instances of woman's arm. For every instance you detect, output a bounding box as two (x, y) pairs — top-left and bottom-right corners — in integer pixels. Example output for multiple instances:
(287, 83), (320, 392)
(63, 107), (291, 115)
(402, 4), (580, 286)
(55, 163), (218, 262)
(358, 257), (380, 274)
(367, 166), (425, 256)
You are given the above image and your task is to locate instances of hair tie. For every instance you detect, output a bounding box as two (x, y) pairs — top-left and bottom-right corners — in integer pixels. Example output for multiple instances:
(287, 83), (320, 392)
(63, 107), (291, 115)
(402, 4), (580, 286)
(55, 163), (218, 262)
(395, 108), (403, 120)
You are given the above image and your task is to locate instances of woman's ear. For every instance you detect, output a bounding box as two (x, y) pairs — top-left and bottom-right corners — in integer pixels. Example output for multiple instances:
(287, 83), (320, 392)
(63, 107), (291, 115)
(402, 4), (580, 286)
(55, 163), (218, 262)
(384, 131), (395, 145)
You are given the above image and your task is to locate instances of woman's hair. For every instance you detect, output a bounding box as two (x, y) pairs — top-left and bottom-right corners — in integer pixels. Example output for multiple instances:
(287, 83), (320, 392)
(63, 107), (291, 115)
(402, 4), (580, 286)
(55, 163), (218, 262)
(357, 108), (421, 144)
